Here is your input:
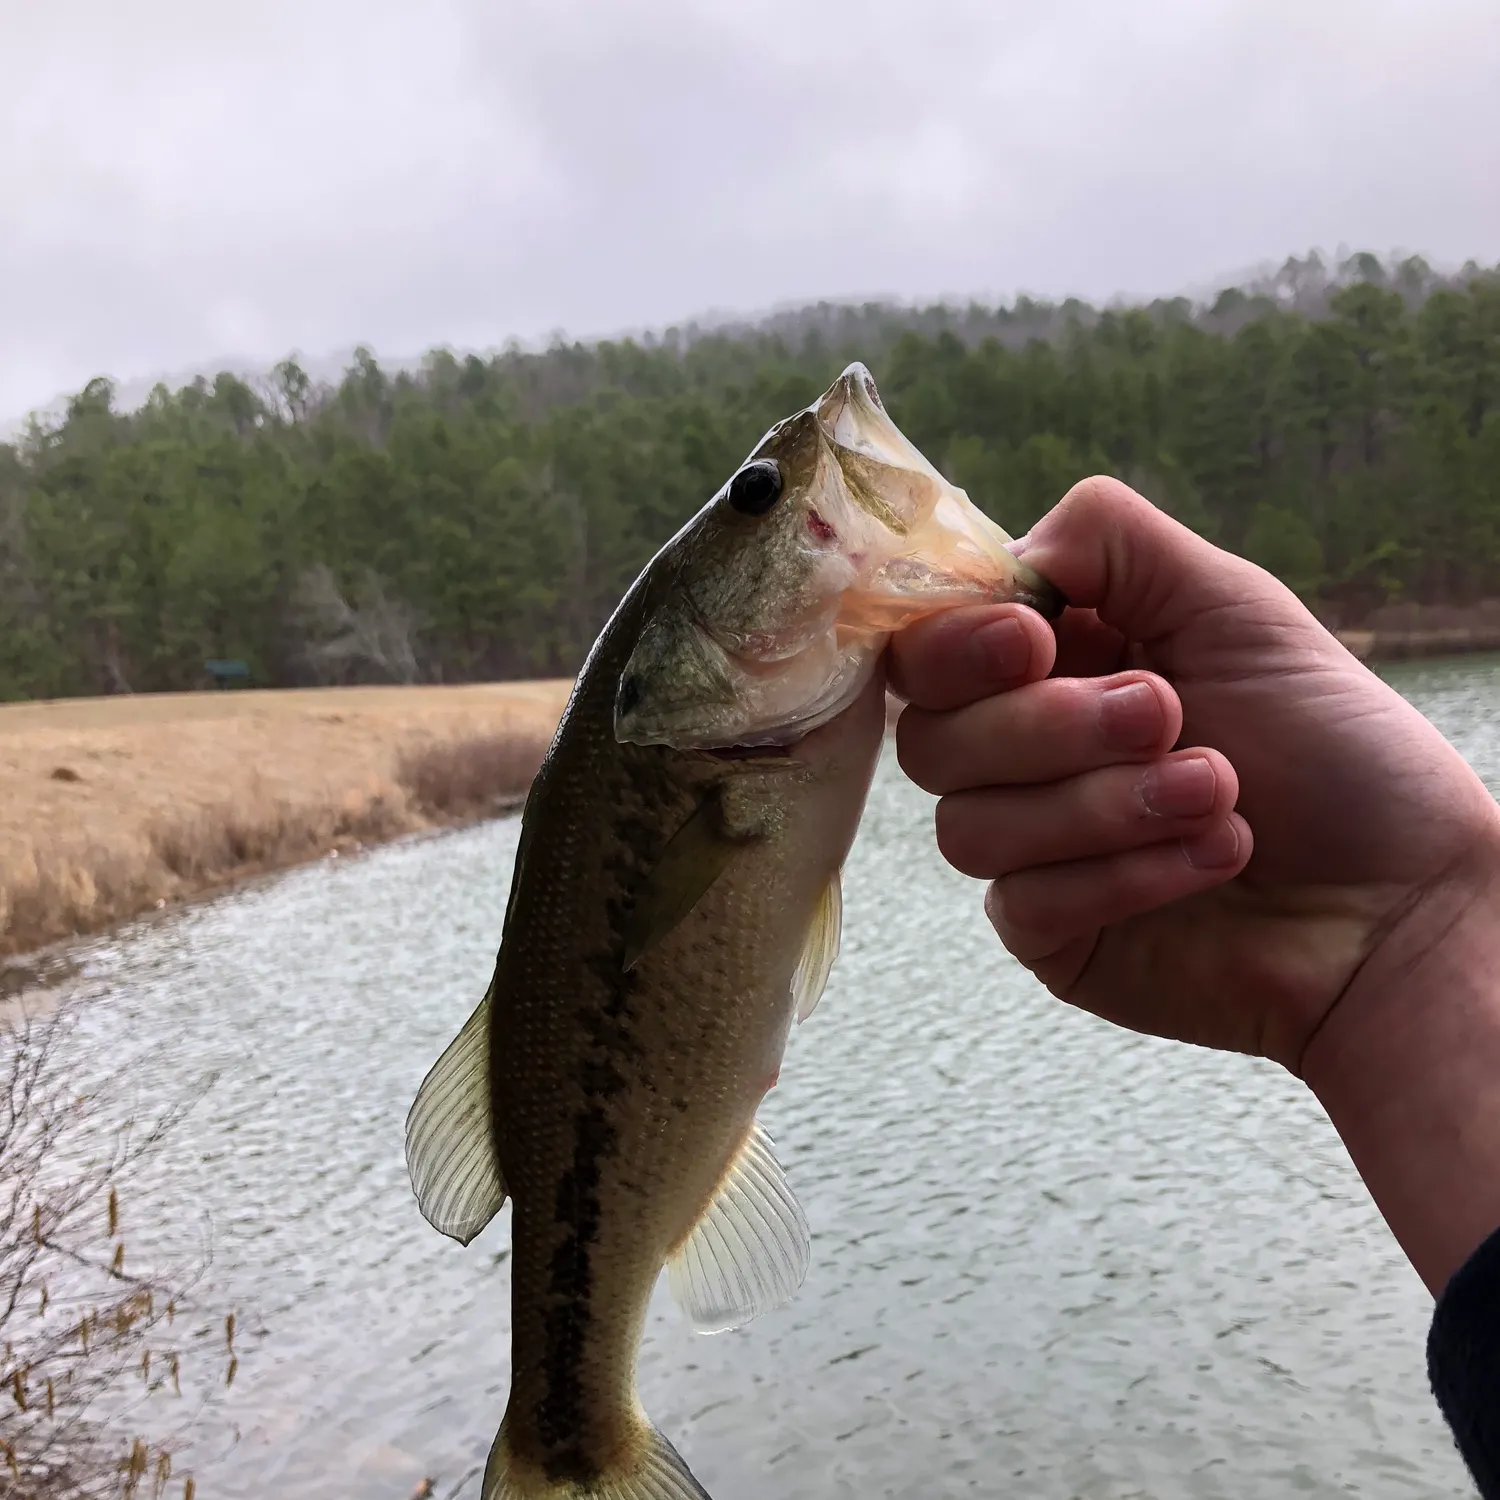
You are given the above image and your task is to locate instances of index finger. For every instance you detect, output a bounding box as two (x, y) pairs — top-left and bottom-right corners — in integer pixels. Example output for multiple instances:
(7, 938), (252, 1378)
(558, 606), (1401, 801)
(888, 603), (1058, 711)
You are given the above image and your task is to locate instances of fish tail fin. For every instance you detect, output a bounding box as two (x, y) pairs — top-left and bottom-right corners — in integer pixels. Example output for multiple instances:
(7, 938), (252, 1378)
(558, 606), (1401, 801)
(482, 1415), (711, 1500)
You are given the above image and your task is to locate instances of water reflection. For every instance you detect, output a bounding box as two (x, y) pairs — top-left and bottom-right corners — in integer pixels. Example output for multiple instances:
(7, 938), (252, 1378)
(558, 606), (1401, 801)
(63, 656), (1500, 1498)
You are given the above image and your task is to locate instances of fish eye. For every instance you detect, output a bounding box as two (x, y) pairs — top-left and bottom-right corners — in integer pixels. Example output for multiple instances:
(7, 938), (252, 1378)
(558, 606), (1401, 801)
(727, 460), (783, 517)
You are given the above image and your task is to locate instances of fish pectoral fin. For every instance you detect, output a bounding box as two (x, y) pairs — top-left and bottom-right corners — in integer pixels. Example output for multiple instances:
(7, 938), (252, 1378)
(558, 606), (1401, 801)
(621, 791), (752, 972)
(791, 869), (843, 1025)
(483, 1416), (709, 1500)
(405, 979), (506, 1246)
(666, 1121), (811, 1334)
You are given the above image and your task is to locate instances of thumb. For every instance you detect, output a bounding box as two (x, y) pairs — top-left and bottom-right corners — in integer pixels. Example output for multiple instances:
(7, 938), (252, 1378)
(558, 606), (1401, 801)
(1018, 476), (1292, 643)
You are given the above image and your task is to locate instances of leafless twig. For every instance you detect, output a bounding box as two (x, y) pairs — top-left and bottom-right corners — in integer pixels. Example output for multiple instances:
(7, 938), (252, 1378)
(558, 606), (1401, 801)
(1, 1000), (235, 1498)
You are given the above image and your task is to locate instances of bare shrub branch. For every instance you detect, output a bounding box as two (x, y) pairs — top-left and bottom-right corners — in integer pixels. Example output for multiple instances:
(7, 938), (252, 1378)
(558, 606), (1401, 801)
(0, 1000), (235, 1498)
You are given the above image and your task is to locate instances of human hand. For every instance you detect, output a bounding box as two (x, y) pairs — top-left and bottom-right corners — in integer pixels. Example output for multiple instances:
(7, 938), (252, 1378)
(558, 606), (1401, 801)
(894, 475), (1500, 1071)
(893, 477), (1500, 1288)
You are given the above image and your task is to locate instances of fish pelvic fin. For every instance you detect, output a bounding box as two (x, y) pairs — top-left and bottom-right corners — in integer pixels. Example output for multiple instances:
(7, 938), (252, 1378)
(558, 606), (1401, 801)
(791, 868), (843, 1025)
(483, 1417), (711, 1500)
(405, 978), (506, 1245)
(666, 1120), (811, 1334)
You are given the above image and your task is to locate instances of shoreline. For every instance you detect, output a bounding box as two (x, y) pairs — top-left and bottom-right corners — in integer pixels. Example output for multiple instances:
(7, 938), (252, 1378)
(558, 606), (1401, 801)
(0, 681), (573, 969)
(0, 817), (520, 1020)
(1329, 601), (1500, 662)
(5, 627), (1497, 980)
(1336, 629), (1500, 662)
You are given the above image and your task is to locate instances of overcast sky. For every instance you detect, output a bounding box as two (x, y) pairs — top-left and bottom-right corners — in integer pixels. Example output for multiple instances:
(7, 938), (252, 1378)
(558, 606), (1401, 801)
(3, 0), (1498, 422)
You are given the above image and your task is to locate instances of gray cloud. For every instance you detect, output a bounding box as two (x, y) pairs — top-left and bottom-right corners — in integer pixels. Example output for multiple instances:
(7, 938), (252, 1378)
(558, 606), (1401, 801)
(2, 0), (1498, 420)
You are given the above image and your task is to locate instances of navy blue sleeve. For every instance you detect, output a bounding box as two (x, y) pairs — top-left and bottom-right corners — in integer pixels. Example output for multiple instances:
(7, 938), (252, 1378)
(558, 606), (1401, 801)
(1429, 1223), (1500, 1497)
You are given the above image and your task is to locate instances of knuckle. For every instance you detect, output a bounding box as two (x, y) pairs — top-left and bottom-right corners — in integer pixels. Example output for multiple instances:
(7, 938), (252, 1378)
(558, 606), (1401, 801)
(1084, 768), (1149, 831)
(887, 614), (942, 682)
(1057, 473), (1146, 525)
(936, 804), (984, 876)
(1016, 675), (1091, 734)
(987, 870), (1057, 940)
(893, 713), (938, 787)
(934, 797), (988, 877)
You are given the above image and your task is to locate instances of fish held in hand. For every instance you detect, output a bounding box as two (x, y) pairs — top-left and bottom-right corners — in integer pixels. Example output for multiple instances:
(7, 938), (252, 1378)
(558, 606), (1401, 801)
(405, 363), (1060, 1500)
(614, 360), (1060, 752)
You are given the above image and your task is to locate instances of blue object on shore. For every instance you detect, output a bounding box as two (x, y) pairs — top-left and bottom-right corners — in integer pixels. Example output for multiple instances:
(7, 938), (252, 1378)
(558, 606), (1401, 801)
(204, 659), (250, 689)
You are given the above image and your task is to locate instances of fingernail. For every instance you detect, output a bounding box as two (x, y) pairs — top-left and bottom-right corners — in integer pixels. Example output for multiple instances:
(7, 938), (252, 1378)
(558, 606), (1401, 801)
(968, 617), (1030, 683)
(1139, 757), (1217, 818)
(1098, 681), (1162, 752)
(1008, 532), (1031, 557)
(1183, 820), (1241, 870)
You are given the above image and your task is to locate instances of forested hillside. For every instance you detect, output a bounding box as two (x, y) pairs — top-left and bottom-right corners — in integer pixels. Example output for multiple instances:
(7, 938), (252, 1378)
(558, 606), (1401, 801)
(3, 250), (1497, 700)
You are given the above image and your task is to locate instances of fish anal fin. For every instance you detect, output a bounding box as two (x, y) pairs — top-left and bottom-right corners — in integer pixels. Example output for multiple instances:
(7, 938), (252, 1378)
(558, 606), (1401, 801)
(404, 980), (506, 1246)
(622, 790), (755, 972)
(483, 1417), (710, 1499)
(666, 1121), (811, 1334)
(791, 869), (843, 1024)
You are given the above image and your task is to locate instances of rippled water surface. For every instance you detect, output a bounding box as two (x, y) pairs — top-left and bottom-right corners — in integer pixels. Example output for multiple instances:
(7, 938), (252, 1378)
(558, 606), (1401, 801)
(60, 654), (1500, 1499)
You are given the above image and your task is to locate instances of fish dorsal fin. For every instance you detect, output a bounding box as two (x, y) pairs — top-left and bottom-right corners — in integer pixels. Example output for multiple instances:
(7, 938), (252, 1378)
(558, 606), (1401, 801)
(791, 869), (843, 1025)
(666, 1121), (811, 1333)
(622, 790), (752, 972)
(405, 981), (506, 1246)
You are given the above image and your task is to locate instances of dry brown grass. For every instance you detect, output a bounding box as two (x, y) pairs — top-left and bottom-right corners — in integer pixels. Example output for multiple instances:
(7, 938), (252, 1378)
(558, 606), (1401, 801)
(397, 729), (553, 820)
(0, 682), (571, 959)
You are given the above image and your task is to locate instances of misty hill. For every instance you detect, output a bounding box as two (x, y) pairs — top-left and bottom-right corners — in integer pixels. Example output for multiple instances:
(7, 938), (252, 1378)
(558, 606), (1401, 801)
(13, 247), (1487, 436)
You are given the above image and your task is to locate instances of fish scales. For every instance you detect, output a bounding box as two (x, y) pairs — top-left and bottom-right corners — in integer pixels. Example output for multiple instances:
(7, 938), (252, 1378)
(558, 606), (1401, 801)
(405, 363), (1062, 1500)
(499, 580), (875, 1483)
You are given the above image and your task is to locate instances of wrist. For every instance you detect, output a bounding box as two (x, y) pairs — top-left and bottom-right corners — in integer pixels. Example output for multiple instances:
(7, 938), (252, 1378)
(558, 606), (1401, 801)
(1302, 828), (1500, 1294)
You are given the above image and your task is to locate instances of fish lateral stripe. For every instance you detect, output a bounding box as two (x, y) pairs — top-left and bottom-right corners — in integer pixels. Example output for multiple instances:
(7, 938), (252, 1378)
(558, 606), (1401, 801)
(414, 363), (1007, 1498)
(536, 1101), (619, 1463)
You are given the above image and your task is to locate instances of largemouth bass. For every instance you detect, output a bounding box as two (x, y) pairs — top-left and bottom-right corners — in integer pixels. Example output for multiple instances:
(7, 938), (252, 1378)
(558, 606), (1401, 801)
(406, 363), (1061, 1499)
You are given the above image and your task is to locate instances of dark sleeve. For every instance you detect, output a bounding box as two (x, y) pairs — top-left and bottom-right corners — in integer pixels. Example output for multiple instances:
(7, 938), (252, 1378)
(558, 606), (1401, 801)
(1430, 1223), (1500, 1497)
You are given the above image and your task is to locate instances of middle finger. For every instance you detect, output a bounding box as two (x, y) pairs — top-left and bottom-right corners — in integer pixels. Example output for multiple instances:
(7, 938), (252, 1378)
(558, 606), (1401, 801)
(897, 670), (1183, 795)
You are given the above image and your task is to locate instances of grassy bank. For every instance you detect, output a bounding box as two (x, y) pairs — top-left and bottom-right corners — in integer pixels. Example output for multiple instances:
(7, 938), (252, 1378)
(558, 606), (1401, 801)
(1332, 600), (1500, 662)
(0, 681), (572, 960)
(13, 603), (1476, 964)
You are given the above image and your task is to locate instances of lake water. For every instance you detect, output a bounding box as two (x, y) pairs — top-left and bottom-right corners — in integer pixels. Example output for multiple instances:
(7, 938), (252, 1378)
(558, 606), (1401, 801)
(50, 654), (1500, 1500)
